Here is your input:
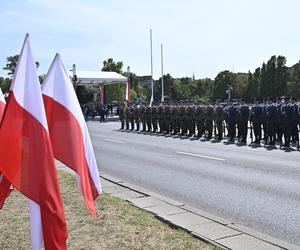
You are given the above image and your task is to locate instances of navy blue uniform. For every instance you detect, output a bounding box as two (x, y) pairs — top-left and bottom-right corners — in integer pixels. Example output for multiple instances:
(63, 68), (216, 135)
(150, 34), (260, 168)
(237, 104), (249, 143)
(250, 104), (263, 143)
(266, 103), (277, 145)
(227, 105), (238, 141)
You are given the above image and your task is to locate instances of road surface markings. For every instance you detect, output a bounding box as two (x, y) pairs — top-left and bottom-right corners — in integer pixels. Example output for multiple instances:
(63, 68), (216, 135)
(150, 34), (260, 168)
(175, 151), (225, 161)
(104, 138), (126, 144)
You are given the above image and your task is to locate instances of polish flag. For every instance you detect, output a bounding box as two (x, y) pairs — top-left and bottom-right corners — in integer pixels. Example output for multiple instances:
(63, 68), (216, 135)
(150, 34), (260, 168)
(42, 53), (102, 219)
(0, 34), (67, 249)
(0, 88), (12, 209)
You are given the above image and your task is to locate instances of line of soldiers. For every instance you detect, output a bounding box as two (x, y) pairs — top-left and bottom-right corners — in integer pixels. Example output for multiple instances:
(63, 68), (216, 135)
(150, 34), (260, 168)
(118, 97), (300, 148)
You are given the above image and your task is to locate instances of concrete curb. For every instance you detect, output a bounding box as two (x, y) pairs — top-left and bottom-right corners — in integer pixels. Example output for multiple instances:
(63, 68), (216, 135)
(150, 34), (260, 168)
(100, 173), (300, 250)
(56, 162), (299, 250)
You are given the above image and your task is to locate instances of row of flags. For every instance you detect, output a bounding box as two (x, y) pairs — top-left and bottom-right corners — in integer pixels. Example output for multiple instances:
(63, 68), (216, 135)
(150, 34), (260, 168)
(0, 34), (102, 249)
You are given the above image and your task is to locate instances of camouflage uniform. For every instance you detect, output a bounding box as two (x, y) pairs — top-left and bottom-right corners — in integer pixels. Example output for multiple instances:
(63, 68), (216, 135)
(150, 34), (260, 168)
(124, 105), (130, 130)
(134, 106), (140, 131)
(195, 105), (205, 138)
(205, 104), (214, 139)
(145, 106), (151, 132)
(151, 106), (158, 132)
(157, 105), (164, 133)
(179, 105), (187, 135)
(139, 105), (146, 132)
(119, 105), (125, 129)
(186, 105), (195, 137)
(129, 106), (135, 130)
(214, 105), (224, 140)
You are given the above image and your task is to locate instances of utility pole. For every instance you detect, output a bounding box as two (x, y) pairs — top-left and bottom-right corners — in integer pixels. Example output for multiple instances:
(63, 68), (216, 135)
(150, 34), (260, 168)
(150, 28), (154, 106)
(161, 43), (164, 103)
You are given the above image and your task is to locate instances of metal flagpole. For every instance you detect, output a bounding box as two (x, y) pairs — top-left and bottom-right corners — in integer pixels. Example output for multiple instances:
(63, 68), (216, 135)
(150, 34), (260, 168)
(150, 28), (154, 107)
(161, 43), (164, 103)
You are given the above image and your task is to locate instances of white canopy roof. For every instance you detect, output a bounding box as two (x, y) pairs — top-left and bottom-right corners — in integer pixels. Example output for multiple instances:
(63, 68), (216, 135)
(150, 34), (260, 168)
(71, 70), (127, 86)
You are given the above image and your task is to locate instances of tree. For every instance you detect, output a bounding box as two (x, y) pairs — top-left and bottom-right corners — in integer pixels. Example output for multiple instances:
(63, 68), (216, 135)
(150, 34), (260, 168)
(276, 55), (288, 95)
(0, 77), (11, 93)
(212, 70), (235, 100)
(75, 85), (94, 104)
(287, 61), (300, 98)
(101, 58), (126, 102)
(3, 54), (39, 76)
(259, 62), (267, 98)
(102, 58), (123, 74)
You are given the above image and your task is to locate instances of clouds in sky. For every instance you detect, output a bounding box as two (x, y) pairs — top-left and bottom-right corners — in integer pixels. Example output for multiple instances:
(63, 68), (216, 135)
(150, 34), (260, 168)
(1, 0), (300, 79)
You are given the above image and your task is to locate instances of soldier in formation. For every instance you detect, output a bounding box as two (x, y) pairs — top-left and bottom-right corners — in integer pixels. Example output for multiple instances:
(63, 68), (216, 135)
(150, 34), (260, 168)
(118, 98), (300, 149)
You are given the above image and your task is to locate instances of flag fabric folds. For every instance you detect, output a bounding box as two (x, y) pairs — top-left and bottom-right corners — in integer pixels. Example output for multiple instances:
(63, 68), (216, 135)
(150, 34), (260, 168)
(42, 53), (102, 219)
(0, 34), (67, 249)
(0, 88), (12, 209)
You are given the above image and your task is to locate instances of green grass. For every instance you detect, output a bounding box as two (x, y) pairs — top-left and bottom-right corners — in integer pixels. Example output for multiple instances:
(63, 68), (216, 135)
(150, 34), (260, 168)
(0, 170), (218, 250)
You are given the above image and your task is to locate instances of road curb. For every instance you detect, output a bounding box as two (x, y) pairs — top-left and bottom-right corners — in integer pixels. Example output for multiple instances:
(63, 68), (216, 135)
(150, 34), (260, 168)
(100, 173), (300, 250)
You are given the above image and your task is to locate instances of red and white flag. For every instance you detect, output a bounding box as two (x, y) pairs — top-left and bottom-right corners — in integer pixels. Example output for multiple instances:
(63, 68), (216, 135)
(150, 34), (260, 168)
(0, 88), (12, 209)
(42, 53), (102, 219)
(0, 34), (67, 249)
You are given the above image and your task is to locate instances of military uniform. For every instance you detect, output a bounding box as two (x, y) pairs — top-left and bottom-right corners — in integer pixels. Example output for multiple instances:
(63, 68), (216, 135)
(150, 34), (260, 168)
(204, 104), (214, 139)
(145, 106), (151, 132)
(157, 105), (164, 133)
(237, 103), (249, 143)
(214, 105), (224, 140)
(163, 105), (170, 134)
(170, 105), (178, 134)
(250, 101), (262, 143)
(179, 105), (187, 135)
(134, 106), (140, 131)
(227, 104), (237, 141)
(139, 105), (146, 131)
(124, 105), (130, 130)
(195, 105), (205, 138)
(119, 105), (125, 129)
(129, 106), (135, 130)
(266, 100), (277, 145)
(151, 106), (158, 133)
(186, 105), (195, 137)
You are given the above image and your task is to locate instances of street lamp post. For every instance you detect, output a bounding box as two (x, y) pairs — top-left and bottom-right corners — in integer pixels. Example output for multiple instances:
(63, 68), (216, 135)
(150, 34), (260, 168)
(150, 28), (154, 106)
(161, 43), (164, 103)
(226, 85), (233, 101)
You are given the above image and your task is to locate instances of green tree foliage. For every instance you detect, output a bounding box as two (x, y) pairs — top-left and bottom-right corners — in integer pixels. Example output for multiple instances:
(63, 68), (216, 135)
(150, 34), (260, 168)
(130, 89), (137, 100)
(3, 54), (39, 76)
(0, 77), (11, 93)
(258, 55), (288, 98)
(101, 58), (127, 102)
(212, 70), (235, 100)
(75, 85), (94, 104)
(287, 61), (300, 98)
(234, 73), (248, 98)
(102, 58), (123, 73)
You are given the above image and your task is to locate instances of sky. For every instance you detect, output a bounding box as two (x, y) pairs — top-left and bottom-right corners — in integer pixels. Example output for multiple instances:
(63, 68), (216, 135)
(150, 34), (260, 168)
(1, 0), (300, 80)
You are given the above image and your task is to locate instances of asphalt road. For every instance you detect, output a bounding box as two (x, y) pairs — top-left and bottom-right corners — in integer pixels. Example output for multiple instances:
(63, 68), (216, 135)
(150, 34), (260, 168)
(88, 121), (300, 246)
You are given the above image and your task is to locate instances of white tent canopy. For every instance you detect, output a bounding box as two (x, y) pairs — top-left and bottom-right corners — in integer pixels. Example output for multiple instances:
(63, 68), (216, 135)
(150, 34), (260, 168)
(71, 70), (127, 86)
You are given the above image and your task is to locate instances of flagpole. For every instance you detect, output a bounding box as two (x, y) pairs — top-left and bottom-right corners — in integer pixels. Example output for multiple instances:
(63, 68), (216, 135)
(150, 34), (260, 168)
(150, 28), (154, 106)
(161, 43), (164, 103)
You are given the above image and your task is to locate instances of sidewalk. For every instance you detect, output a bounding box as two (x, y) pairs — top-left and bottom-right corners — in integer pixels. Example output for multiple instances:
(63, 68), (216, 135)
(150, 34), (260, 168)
(100, 173), (300, 250)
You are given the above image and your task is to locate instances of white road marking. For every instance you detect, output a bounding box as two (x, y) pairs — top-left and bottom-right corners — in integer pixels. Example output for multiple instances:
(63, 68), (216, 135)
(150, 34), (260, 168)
(175, 151), (225, 161)
(104, 138), (126, 144)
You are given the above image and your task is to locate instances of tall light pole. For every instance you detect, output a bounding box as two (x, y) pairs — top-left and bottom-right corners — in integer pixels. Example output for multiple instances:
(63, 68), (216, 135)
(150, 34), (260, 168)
(161, 43), (164, 103)
(226, 85), (233, 101)
(150, 28), (154, 106)
(126, 66), (130, 102)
